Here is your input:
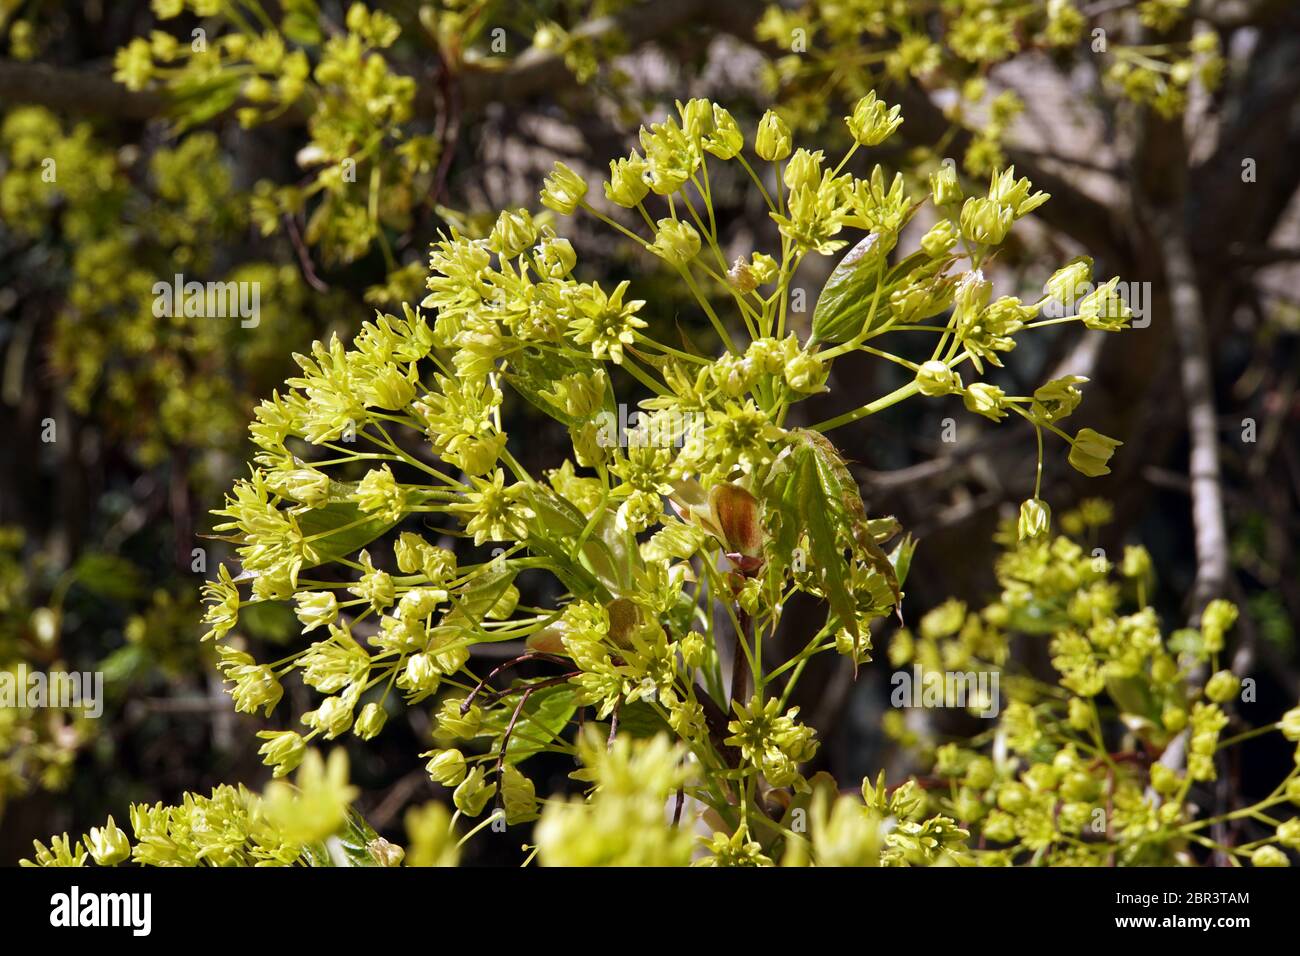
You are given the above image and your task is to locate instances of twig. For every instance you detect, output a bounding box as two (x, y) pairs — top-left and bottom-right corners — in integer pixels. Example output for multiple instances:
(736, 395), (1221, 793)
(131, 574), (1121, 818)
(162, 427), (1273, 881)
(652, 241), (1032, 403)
(282, 212), (329, 293)
(730, 609), (753, 705)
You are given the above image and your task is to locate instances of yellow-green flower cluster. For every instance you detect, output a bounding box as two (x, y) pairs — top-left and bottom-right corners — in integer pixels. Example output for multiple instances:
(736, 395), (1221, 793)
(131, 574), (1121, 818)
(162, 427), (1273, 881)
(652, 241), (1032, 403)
(887, 503), (1300, 866)
(191, 97), (1148, 866)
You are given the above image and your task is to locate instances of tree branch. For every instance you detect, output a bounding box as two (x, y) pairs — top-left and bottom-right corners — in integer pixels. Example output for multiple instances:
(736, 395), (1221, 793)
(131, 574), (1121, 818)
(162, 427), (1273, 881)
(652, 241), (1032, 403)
(0, 59), (168, 120)
(0, 0), (714, 124)
(1160, 212), (1231, 619)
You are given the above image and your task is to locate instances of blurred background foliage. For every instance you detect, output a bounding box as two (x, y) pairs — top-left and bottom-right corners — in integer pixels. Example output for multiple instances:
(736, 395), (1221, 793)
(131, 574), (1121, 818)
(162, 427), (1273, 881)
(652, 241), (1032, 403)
(0, 0), (1297, 864)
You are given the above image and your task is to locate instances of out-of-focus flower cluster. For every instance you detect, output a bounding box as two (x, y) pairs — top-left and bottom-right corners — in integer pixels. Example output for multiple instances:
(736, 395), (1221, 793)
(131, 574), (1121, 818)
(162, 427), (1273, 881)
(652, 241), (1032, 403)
(887, 501), (1300, 866)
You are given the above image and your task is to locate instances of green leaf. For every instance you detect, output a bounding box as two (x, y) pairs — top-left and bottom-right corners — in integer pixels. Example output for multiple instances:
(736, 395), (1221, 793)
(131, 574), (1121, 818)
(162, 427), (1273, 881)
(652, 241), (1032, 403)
(796, 431), (902, 613)
(98, 644), (147, 684)
(294, 501), (398, 571)
(482, 684), (579, 764)
(889, 534), (917, 588)
(237, 600), (299, 643)
(1105, 675), (1160, 724)
(1167, 627), (1207, 659)
(766, 432), (904, 657)
(503, 349), (606, 428)
(615, 699), (673, 738)
(810, 232), (896, 344)
(798, 443), (862, 644)
(71, 553), (144, 601)
(447, 566), (518, 625)
(281, 11), (323, 46)
(523, 485), (632, 597)
(168, 75), (243, 132)
(302, 807), (384, 867)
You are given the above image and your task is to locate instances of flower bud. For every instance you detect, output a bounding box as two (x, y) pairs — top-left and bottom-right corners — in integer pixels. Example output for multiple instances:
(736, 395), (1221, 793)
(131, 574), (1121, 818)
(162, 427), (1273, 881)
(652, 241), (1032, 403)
(1018, 498), (1051, 540)
(749, 252), (778, 284)
(424, 747), (468, 786)
(436, 697), (482, 738)
(915, 360), (959, 397)
(270, 468), (331, 506)
(1162, 702), (1188, 732)
(983, 810), (1016, 842)
(452, 766), (495, 817)
(1251, 846), (1289, 867)
(920, 219), (960, 257)
(1058, 698), (1087, 731)
(784, 350), (827, 393)
(539, 161), (587, 215)
(534, 234), (577, 277)
(680, 631), (705, 669)
(1278, 819), (1300, 849)
(1151, 654), (1179, 685)
(963, 382), (1007, 421)
(960, 196), (1014, 246)
(783, 148), (823, 193)
(704, 104), (743, 159)
(650, 218), (701, 267)
(1280, 706), (1300, 742)
(432, 631), (470, 673)
(294, 591), (338, 633)
(1121, 545), (1152, 579)
(257, 730), (307, 778)
(1068, 427), (1122, 477)
(401, 653), (441, 695)
(755, 110), (792, 161)
(1044, 255), (1093, 308)
(604, 152), (650, 208)
(489, 207), (537, 258)
(502, 765), (539, 824)
(1201, 599), (1238, 654)
(846, 91), (903, 146)
(1060, 770), (1100, 802)
(1024, 763), (1059, 793)
(929, 163), (963, 206)
(86, 816), (131, 866)
(394, 531), (428, 574)
(678, 97), (714, 142)
(354, 701), (388, 740)
(304, 694), (354, 739)
(1205, 669), (1241, 704)
(996, 782), (1029, 813)
(367, 837), (405, 867)
(1078, 276), (1132, 331)
(963, 756), (995, 790)
(1149, 762), (1180, 796)
(397, 587), (447, 622)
